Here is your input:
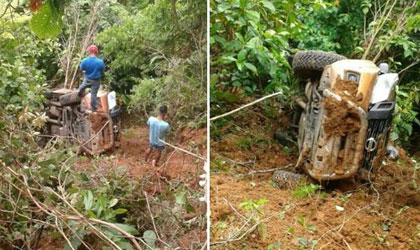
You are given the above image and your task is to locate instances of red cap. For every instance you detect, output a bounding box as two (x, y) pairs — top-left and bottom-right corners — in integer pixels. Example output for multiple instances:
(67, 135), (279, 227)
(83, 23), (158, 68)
(87, 45), (98, 54)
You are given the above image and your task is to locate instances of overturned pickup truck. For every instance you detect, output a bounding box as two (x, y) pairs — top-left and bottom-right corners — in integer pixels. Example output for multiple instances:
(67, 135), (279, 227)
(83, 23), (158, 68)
(293, 51), (399, 181)
(45, 88), (121, 155)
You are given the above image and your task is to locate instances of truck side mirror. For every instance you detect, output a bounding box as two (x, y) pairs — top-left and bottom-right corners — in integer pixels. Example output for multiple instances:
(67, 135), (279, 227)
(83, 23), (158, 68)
(379, 63), (389, 74)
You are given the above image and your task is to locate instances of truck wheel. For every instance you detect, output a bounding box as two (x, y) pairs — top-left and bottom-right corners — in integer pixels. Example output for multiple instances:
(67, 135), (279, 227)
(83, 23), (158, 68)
(292, 50), (346, 79)
(43, 91), (53, 100)
(59, 91), (81, 106)
(273, 170), (307, 189)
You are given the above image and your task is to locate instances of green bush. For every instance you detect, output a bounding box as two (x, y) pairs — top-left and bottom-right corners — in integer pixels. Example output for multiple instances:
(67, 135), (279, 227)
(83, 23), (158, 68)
(211, 0), (420, 148)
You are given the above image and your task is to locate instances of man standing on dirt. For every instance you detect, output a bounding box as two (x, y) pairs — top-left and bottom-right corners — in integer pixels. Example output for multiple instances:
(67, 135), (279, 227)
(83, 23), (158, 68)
(78, 45), (105, 112)
(145, 105), (170, 167)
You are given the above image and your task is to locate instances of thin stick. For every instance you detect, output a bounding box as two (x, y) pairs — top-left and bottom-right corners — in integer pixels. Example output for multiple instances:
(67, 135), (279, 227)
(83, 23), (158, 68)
(66, 216), (144, 250)
(159, 139), (206, 161)
(241, 164), (294, 176)
(362, 0), (394, 59)
(55, 217), (76, 250)
(210, 91), (283, 121)
(211, 214), (274, 245)
(222, 198), (246, 221)
(143, 191), (171, 248)
(398, 59), (420, 74)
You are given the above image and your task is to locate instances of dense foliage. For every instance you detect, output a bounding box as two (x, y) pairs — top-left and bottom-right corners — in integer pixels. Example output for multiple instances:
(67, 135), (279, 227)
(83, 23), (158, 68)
(97, 0), (206, 128)
(210, 0), (420, 148)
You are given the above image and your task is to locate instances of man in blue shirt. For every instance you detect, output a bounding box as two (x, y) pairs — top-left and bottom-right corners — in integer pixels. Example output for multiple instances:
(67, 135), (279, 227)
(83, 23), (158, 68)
(145, 105), (170, 167)
(78, 45), (105, 112)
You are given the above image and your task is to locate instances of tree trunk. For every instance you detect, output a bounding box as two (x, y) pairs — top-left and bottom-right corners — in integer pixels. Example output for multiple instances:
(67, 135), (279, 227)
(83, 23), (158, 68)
(170, 0), (179, 30)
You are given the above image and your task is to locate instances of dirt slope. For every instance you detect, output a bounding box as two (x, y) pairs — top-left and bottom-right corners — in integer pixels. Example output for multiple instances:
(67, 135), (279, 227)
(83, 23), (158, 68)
(210, 108), (420, 249)
(75, 126), (206, 190)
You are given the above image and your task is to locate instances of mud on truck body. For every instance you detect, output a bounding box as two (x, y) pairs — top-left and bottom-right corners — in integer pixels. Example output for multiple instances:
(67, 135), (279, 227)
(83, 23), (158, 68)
(45, 88), (121, 155)
(291, 51), (398, 182)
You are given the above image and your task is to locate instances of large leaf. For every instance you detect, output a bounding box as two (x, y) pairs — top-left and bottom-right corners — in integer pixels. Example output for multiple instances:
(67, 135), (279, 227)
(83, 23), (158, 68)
(108, 198), (119, 208)
(114, 208), (128, 214)
(143, 230), (157, 248)
(175, 192), (187, 205)
(115, 223), (139, 235)
(262, 1), (275, 12)
(237, 49), (247, 62)
(83, 191), (93, 211)
(185, 202), (196, 213)
(245, 10), (260, 23)
(30, 0), (63, 39)
(116, 240), (134, 250)
(244, 63), (257, 74)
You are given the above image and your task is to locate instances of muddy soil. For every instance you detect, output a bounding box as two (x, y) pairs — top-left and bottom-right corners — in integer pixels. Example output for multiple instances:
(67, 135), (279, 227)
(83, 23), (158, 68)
(88, 112), (109, 132)
(323, 78), (362, 137)
(75, 126), (206, 191)
(210, 108), (420, 249)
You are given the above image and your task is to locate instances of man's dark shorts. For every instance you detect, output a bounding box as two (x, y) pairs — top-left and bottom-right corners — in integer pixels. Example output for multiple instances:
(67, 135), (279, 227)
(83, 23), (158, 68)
(150, 143), (165, 152)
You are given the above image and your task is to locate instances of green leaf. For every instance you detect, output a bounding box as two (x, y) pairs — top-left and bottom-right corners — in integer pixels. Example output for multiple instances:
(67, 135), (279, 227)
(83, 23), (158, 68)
(86, 210), (96, 218)
(381, 223), (390, 231)
(362, 7), (369, 14)
(114, 208), (128, 215)
(212, 35), (227, 46)
(116, 240), (134, 250)
(246, 37), (261, 50)
(243, 86), (253, 93)
(390, 132), (398, 141)
(264, 29), (276, 38)
(185, 202), (196, 213)
(244, 63), (257, 74)
(238, 49), (247, 62)
(30, 0), (63, 39)
(262, 1), (275, 12)
(1, 32), (14, 40)
(38, 159), (55, 167)
(220, 56), (237, 63)
(80, 173), (89, 182)
(63, 231), (85, 250)
(235, 32), (245, 43)
(245, 10), (260, 23)
(175, 192), (187, 205)
(217, 3), (230, 12)
(143, 230), (157, 248)
(114, 223), (138, 235)
(108, 198), (118, 208)
(150, 55), (164, 65)
(83, 191), (93, 210)
(214, 91), (239, 103)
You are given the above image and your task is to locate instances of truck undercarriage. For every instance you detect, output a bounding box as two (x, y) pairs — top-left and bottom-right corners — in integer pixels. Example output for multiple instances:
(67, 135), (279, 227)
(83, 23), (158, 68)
(45, 88), (121, 155)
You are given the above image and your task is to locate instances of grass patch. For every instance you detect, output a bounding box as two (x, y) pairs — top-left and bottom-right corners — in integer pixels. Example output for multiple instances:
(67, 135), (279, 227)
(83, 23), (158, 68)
(292, 183), (321, 199)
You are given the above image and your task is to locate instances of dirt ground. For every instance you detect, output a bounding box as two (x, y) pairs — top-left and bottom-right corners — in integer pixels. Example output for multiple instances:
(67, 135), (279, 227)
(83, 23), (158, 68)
(75, 126), (206, 192)
(210, 106), (420, 250)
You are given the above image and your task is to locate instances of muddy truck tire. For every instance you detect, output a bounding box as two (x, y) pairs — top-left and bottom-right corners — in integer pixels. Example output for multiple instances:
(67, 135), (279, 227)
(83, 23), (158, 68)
(272, 170), (308, 189)
(293, 50), (346, 79)
(42, 91), (53, 100)
(59, 91), (81, 106)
